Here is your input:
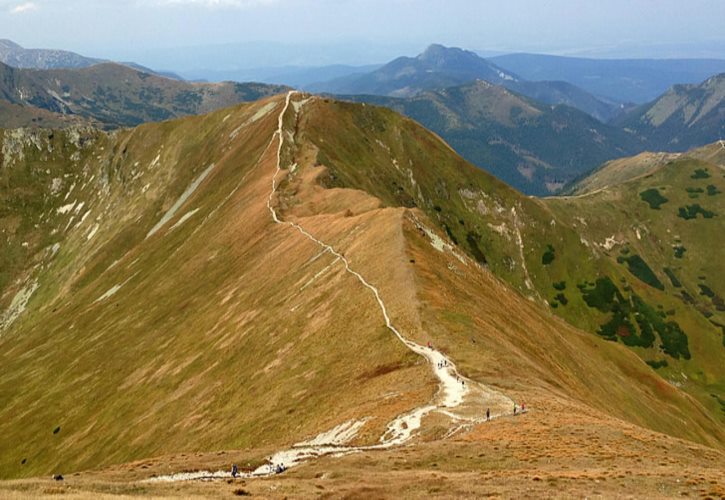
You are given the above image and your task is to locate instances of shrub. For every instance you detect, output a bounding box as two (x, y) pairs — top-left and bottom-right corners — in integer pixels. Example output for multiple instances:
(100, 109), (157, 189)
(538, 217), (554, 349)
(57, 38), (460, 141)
(555, 293), (568, 305)
(673, 245), (687, 258)
(706, 184), (721, 196)
(619, 255), (665, 290)
(691, 168), (710, 179)
(646, 359), (668, 369)
(663, 268), (682, 288)
(553, 281), (567, 290)
(541, 244), (555, 265)
(632, 295), (689, 359)
(677, 204), (715, 220)
(639, 188), (669, 209)
(466, 231), (487, 264)
(581, 277), (623, 312)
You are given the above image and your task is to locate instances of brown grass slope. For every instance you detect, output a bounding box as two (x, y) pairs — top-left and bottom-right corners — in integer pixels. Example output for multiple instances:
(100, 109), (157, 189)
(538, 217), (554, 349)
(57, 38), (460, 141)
(0, 61), (288, 128)
(0, 94), (722, 489)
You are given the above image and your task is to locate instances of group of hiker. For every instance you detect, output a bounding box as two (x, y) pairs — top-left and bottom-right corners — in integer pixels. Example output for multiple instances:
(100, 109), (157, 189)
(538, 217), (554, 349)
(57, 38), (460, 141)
(231, 462), (286, 478)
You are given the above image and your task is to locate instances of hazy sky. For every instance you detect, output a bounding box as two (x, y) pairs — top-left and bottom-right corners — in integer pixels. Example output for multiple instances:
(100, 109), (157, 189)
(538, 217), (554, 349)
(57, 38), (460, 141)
(2, 0), (725, 68)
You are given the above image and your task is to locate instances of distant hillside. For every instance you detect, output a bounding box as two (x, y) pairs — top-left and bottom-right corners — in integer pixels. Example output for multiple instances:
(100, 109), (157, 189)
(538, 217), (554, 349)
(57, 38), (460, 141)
(0, 39), (182, 80)
(0, 61), (288, 128)
(566, 140), (725, 195)
(0, 39), (101, 69)
(343, 80), (638, 195)
(615, 74), (725, 151)
(491, 52), (725, 104)
(312, 44), (519, 97)
(313, 44), (621, 121)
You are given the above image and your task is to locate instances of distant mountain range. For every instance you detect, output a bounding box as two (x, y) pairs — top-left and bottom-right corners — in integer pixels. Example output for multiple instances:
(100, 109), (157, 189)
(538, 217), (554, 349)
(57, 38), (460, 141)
(490, 52), (725, 103)
(1, 41), (723, 196)
(615, 73), (725, 151)
(311, 44), (622, 122)
(343, 80), (639, 194)
(0, 61), (288, 128)
(0, 39), (181, 80)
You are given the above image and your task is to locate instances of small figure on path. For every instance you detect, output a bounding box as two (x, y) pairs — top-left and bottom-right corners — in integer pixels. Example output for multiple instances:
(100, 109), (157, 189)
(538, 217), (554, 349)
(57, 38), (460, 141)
(486, 408), (490, 421)
(513, 403), (518, 416)
(521, 402), (526, 413)
(231, 464), (238, 478)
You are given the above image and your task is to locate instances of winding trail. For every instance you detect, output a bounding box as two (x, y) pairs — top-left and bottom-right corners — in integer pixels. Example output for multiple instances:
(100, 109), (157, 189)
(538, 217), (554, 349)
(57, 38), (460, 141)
(146, 91), (513, 483)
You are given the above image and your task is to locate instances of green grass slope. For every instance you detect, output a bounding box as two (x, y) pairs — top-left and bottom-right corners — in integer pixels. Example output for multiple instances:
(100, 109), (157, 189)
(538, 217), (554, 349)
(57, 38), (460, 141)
(298, 98), (725, 428)
(546, 156), (725, 420)
(340, 81), (639, 195)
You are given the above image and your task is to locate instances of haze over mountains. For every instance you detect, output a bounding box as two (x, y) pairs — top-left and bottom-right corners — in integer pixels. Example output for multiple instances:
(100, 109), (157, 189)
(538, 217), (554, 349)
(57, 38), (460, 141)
(1, 40), (724, 196)
(490, 52), (725, 103)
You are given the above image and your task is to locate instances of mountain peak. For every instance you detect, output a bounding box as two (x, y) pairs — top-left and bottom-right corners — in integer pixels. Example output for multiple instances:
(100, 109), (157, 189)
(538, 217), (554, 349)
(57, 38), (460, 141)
(418, 43), (476, 63)
(0, 39), (23, 50)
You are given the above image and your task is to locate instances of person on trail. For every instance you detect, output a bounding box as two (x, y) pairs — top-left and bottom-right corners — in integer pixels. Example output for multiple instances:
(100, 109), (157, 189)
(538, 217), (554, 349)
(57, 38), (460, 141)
(427, 341), (432, 349)
(513, 403), (518, 416)
(231, 464), (238, 478)
(486, 408), (490, 421)
(522, 402), (526, 413)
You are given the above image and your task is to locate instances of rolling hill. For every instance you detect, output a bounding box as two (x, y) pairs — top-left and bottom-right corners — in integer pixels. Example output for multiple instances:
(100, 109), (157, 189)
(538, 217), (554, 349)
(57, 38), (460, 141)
(615, 73), (725, 151)
(341, 80), (639, 195)
(0, 61), (288, 128)
(0, 93), (722, 495)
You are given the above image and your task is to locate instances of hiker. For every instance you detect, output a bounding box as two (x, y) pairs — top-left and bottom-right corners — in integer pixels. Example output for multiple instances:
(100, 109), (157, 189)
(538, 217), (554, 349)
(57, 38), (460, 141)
(521, 402), (526, 413)
(231, 464), (238, 478)
(513, 403), (517, 416)
(427, 341), (432, 349)
(486, 408), (490, 421)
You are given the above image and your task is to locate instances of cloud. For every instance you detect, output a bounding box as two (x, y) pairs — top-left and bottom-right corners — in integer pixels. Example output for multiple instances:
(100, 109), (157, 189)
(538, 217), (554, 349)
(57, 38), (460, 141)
(9, 1), (38, 13)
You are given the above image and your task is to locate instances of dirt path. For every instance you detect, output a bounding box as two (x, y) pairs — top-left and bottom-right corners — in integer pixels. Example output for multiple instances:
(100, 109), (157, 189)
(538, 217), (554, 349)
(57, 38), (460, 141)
(146, 92), (514, 483)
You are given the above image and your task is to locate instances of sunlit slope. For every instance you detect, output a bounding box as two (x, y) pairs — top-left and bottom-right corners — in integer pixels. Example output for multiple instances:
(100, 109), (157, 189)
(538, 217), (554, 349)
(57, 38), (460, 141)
(296, 98), (725, 426)
(547, 155), (725, 419)
(0, 93), (722, 483)
(0, 96), (433, 478)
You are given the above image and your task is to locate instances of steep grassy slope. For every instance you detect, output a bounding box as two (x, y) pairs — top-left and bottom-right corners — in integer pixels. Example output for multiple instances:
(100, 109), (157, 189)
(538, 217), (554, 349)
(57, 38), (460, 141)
(546, 156), (725, 419)
(0, 94), (722, 486)
(340, 81), (639, 195)
(297, 98), (725, 424)
(616, 73), (725, 151)
(564, 151), (681, 195)
(0, 61), (287, 128)
(0, 98), (433, 478)
(0, 100), (94, 129)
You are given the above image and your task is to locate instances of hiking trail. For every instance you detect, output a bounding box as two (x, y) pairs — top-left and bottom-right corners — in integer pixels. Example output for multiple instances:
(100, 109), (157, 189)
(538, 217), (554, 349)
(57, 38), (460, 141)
(146, 92), (514, 483)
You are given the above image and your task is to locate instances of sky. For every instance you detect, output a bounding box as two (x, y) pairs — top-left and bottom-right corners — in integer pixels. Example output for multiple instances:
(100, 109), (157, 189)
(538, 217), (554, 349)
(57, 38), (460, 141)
(2, 0), (725, 70)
